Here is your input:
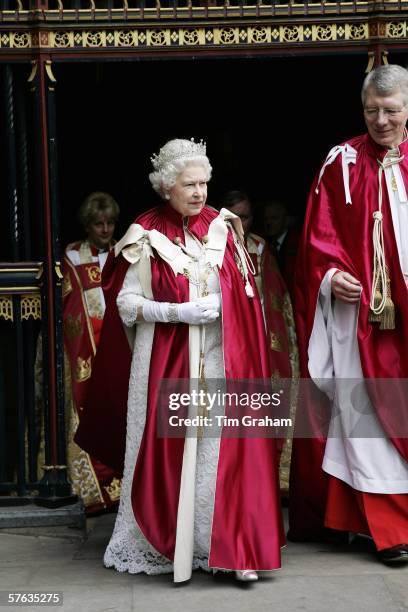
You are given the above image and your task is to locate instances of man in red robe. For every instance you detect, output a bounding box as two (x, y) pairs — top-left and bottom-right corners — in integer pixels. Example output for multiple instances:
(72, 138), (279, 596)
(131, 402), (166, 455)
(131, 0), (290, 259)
(290, 64), (408, 563)
(220, 190), (299, 492)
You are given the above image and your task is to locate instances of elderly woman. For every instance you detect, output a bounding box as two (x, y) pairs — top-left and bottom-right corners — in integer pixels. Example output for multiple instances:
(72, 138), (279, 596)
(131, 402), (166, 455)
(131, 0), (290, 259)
(76, 139), (284, 582)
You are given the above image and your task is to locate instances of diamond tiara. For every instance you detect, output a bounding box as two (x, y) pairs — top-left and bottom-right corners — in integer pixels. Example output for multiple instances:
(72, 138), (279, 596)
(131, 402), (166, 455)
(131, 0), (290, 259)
(150, 138), (207, 172)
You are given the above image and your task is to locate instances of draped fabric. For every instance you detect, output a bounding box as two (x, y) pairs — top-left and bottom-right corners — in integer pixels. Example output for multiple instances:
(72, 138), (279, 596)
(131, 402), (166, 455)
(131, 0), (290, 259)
(325, 476), (408, 550)
(76, 204), (285, 571)
(289, 133), (408, 537)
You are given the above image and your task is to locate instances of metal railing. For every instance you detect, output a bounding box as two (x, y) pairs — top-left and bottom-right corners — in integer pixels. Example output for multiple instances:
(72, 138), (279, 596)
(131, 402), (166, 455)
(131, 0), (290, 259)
(0, 0), (385, 10)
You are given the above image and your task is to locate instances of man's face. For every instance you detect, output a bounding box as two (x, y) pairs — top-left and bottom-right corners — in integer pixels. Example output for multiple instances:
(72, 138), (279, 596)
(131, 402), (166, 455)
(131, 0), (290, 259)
(364, 87), (408, 149)
(264, 204), (287, 238)
(227, 199), (253, 236)
(87, 214), (116, 250)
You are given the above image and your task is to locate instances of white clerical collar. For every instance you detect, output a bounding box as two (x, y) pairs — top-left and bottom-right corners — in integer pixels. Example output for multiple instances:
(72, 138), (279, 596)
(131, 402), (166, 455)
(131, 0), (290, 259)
(276, 230), (288, 250)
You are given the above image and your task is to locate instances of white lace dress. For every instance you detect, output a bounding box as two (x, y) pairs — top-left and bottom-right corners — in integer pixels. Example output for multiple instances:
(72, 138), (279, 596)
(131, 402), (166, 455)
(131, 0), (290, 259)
(103, 232), (223, 575)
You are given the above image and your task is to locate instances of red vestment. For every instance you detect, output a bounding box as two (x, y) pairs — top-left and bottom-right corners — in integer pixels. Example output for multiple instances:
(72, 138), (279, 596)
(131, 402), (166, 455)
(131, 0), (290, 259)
(62, 243), (121, 513)
(76, 204), (285, 570)
(290, 133), (408, 539)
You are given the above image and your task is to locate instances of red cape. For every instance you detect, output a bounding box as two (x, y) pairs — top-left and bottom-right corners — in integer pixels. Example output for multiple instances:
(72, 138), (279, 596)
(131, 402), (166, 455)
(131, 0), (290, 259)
(290, 133), (408, 537)
(76, 203), (284, 569)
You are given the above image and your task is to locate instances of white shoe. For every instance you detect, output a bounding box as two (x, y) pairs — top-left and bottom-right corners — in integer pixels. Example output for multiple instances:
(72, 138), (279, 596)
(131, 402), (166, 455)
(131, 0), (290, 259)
(235, 570), (258, 582)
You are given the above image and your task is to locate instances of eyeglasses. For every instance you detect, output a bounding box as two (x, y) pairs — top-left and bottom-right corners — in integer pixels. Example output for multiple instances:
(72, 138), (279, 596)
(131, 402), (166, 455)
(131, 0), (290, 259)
(364, 106), (407, 118)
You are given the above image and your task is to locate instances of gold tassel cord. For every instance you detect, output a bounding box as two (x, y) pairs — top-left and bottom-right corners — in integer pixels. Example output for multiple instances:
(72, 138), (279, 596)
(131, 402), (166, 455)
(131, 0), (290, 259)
(369, 157), (401, 331)
(380, 273), (395, 330)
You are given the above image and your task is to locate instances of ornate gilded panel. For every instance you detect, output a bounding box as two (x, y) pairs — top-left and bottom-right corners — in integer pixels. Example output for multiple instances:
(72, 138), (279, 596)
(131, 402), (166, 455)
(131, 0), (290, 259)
(0, 17), (404, 53)
(0, 296), (13, 322)
(387, 21), (407, 38)
(21, 294), (41, 321)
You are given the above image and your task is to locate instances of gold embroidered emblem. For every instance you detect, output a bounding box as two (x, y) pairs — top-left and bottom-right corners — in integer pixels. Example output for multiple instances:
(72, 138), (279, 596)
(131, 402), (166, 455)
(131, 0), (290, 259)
(62, 272), (73, 298)
(76, 356), (92, 382)
(86, 265), (101, 284)
(391, 174), (398, 191)
(64, 314), (83, 340)
(103, 477), (122, 502)
(270, 331), (283, 352)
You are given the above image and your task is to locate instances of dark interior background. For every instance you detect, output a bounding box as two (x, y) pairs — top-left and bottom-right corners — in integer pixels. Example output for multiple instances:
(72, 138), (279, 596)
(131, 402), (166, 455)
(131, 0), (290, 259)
(2, 51), (408, 258)
(54, 52), (377, 245)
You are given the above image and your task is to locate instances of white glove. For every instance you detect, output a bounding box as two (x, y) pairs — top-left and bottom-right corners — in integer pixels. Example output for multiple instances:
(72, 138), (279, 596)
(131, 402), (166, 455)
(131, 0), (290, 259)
(196, 293), (221, 314)
(141, 293), (221, 325)
(142, 300), (171, 323)
(177, 300), (220, 325)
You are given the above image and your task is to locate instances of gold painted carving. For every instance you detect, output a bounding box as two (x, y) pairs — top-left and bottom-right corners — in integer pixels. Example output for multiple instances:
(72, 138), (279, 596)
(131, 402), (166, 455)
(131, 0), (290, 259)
(313, 24), (335, 41)
(53, 32), (72, 48)
(281, 25), (302, 42)
(116, 30), (137, 46)
(387, 22), (406, 37)
(54, 262), (63, 280)
(76, 356), (92, 382)
(45, 60), (57, 84)
(21, 294), (41, 321)
(64, 314), (84, 340)
(147, 29), (169, 46)
(10, 32), (30, 48)
(365, 50), (375, 73)
(347, 23), (368, 39)
(218, 27), (238, 44)
(27, 60), (38, 82)
(0, 296), (13, 322)
(0, 34), (10, 47)
(84, 31), (105, 47)
(249, 26), (269, 43)
(0, 19), (402, 52)
(181, 28), (200, 45)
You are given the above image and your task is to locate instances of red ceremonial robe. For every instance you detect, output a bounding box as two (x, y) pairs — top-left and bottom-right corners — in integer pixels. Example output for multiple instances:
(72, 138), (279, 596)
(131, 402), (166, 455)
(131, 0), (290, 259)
(62, 245), (120, 512)
(289, 133), (408, 538)
(261, 243), (293, 379)
(76, 204), (285, 570)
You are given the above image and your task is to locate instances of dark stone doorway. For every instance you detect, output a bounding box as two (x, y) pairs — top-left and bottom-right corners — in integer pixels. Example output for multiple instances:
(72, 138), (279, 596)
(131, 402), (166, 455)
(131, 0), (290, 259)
(54, 52), (402, 245)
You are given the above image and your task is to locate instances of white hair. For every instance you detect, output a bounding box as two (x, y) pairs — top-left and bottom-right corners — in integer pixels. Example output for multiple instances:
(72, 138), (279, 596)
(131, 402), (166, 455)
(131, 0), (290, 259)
(149, 138), (212, 198)
(362, 64), (408, 105)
